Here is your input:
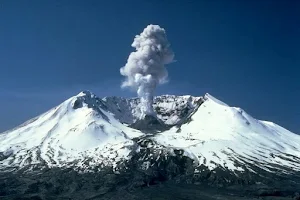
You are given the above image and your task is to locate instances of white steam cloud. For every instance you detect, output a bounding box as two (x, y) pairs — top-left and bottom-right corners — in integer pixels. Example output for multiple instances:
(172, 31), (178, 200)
(120, 24), (174, 118)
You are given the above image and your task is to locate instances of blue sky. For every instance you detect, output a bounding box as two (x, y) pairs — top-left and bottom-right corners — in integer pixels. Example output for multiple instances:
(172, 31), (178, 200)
(0, 0), (299, 133)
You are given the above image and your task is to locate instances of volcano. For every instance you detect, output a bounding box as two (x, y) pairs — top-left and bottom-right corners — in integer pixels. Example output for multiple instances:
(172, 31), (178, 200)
(1, 91), (300, 199)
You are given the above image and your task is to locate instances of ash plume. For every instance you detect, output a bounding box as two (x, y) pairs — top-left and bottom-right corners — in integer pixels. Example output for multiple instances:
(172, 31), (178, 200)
(120, 24), (174, 118)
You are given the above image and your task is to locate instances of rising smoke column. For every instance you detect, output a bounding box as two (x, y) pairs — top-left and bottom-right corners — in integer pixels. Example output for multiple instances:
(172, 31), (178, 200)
(120, 25), (174, 118)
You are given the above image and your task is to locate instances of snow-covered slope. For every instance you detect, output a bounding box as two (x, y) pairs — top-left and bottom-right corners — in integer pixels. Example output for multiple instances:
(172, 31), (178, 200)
(0, 91), (142, 171)
(1, 91), (300, 176)
(154, 93), (300, 174)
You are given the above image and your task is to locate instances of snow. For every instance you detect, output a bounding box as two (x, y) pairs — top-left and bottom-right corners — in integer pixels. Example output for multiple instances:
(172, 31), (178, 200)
(153, 93), (300, 172)
(204, 93), (228, 106)
(1, 91), (300, 174)
(0, 92), (138, 170)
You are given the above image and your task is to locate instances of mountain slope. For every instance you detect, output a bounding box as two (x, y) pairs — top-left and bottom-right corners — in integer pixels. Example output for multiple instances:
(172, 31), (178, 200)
(154, 94), (300, 174)
(2, 91), (300, 199)
(0, 91), (141, 171)
(1, 91), (300, 177)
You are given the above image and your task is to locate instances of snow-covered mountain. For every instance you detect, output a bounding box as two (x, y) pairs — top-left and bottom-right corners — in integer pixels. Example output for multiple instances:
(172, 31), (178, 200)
(1, 90), (300, 178)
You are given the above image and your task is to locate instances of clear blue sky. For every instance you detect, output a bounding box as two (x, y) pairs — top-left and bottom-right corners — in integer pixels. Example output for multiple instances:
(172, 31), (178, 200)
(0, 0), (299, 133)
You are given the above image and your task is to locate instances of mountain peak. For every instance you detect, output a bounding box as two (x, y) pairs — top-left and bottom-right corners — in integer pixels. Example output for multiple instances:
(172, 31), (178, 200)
(76, 90), (95, 98)
(72, 90), (101, 110)
(204, 93), (228, 106)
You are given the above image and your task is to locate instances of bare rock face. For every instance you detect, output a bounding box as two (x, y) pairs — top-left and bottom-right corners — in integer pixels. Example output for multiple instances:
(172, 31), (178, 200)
(130, 114), (168, 132)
